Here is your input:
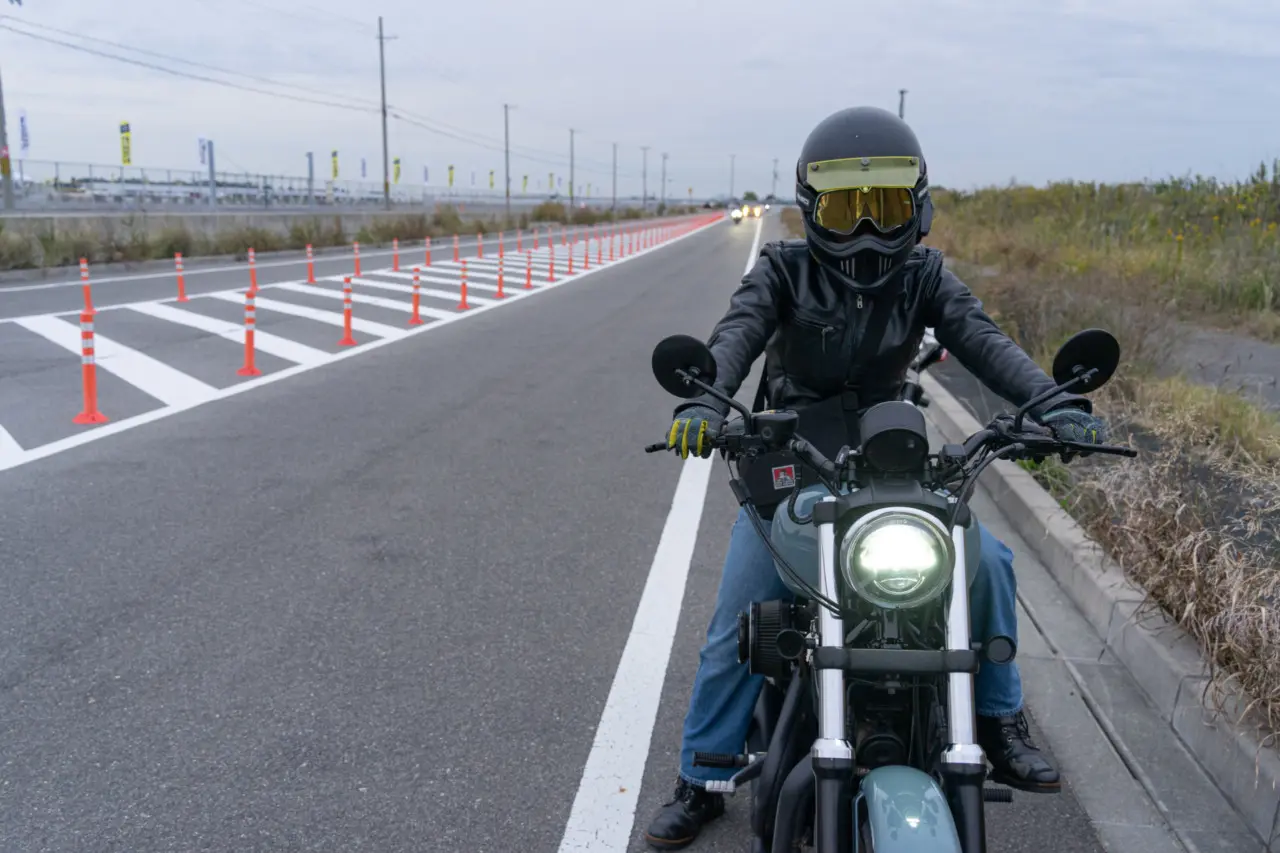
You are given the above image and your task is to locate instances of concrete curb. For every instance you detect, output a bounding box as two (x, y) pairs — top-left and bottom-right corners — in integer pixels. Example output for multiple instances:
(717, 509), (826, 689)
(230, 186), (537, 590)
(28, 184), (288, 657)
(920, 371), (1280, 850)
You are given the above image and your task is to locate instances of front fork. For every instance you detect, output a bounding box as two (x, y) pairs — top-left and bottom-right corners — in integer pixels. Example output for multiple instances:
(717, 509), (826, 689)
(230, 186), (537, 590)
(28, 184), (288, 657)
(941, 524), (988, 853)
(809, 499), (987, 853)
(811, 497), (853, 852)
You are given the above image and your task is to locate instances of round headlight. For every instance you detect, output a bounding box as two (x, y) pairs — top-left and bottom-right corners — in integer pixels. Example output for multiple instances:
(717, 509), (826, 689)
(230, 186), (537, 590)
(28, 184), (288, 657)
(839, 509), (954, 610)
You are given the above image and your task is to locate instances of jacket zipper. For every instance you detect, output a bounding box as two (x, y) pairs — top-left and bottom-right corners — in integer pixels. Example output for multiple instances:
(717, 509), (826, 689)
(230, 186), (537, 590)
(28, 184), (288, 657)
(819, 325), (835, 353)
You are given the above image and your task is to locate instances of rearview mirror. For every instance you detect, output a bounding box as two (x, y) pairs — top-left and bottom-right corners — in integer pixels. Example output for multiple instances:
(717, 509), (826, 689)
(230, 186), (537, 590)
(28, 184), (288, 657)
(651, 334), (718, 399)
(1051, 329), (1120, 392)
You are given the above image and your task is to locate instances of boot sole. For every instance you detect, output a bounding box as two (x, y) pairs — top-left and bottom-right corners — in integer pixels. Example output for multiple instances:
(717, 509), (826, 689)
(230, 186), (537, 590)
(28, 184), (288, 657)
(643, 833), (695, 850)
(988, 770), (1062, 794)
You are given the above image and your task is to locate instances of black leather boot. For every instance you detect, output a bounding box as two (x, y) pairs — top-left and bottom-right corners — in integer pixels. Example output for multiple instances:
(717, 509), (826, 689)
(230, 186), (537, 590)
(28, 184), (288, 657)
(978, 710), (1061, 793)
(643, 776), (726, 850)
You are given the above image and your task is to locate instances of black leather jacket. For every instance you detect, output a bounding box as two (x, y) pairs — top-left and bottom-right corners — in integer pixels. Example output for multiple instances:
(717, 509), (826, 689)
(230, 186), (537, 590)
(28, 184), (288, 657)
(676, 240), (1089, 421)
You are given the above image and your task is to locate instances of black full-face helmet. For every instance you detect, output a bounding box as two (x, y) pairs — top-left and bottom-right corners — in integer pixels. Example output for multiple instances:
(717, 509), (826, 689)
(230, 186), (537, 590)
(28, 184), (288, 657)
(795, 106), (935, 294)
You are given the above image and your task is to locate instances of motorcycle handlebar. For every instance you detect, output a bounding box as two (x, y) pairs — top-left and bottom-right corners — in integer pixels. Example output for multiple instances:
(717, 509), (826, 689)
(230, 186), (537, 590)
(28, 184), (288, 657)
(645, 418), (1137, 464)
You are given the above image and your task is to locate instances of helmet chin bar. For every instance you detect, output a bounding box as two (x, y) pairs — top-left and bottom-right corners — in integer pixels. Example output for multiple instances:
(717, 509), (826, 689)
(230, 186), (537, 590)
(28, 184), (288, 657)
(804, 216), (920, 292)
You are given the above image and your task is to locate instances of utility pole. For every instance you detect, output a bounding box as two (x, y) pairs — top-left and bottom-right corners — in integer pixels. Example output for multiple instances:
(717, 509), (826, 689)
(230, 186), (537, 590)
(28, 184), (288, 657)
(729, 153), (735, 200)
(771, 157), (778, 199)
(660, 152), (668, 210)
(640, 145), (649, 211)
(569, 128), (576, 210)
(377, 17), (396, 211)
(611, 142), (617, 216)
(0, 65), (13, 211)
(898, 89), (907, 120)
(306, 151), (315, 206)
(503, 103), (514, 222)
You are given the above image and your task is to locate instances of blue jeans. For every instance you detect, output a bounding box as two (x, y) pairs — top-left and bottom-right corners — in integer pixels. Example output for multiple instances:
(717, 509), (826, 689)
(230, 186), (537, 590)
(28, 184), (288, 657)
(681, 507), (1022, 785)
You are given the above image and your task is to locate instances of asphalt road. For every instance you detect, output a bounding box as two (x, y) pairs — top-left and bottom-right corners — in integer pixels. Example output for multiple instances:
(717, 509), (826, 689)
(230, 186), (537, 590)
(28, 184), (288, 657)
(0, 212), (1206, 852)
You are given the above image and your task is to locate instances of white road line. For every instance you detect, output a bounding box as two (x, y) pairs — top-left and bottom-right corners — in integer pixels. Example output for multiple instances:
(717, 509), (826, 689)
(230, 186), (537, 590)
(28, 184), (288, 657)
(15, 314), (220, 409)
(127, 301), (331, 366)
(556, 215), (764, 853)
(0, 424), (26, 466)
(0, 217), (724, 474)
(206, 292), (406, 339)
(274, 281), (477, 318)
(290, 280), (461, 320)
(323, 273), (499, 303)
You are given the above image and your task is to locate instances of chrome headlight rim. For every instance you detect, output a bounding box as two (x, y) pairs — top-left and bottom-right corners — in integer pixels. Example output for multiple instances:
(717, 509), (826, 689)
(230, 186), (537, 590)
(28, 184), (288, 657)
(838, 506), (955, 610)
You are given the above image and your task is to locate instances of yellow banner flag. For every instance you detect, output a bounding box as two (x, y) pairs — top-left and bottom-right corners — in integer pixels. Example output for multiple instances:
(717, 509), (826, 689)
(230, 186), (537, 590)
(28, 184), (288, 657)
(393, 157), (401, 183)
(448, 165), (455, 187)
(549, 172), (554, 190)
(489, 170), (495, 189)
(331, 150), (339, 179)
(119, 121), (132, 166)
(522, 174), (528, 193)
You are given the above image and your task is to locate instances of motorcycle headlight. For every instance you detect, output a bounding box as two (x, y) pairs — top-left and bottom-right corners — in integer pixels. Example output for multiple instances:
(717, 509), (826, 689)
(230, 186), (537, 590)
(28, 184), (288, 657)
(731, 209), (743, 219)
(839, 509), (954, 610)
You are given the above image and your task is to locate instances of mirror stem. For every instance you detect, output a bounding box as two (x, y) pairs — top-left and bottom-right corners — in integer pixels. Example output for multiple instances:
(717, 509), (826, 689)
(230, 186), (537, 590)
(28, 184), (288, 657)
(1012, 369), (1096, 432)
(677, 368), (754, 423)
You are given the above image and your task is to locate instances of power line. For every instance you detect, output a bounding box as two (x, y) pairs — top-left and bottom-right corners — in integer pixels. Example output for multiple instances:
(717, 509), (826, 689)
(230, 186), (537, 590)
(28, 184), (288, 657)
(0, 16), (658, 185)
(0, 15), (380, 110)
(0, 24), (379, 114)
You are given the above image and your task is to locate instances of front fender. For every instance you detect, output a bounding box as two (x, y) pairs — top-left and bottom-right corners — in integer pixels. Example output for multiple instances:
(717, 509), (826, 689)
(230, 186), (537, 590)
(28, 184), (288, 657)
(858, 766), (961, 853)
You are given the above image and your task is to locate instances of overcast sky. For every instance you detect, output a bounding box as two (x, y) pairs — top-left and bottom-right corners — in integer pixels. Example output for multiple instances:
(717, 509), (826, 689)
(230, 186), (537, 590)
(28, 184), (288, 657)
(0, 0), (1276, 198)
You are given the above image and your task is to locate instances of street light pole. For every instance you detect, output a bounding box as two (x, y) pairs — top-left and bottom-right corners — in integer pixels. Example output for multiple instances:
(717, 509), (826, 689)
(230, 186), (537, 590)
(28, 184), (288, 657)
(771, 157), (778, 199)
(729, 153), (735, 200)
(898, 88), (907, 119)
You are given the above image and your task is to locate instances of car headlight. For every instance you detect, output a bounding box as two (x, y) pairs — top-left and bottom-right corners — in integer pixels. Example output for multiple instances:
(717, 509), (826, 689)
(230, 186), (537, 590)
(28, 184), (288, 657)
(839, 509), (954, 610)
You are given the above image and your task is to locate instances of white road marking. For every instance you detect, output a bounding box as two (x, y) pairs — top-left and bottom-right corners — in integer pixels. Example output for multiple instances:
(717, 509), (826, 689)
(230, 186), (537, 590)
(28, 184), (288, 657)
(128, 301), (331, 366)
(207, 292), (406, 339)
(305, 279), (478, 318)
(0, 424), (26, 466)
(15, 314), (220, 409)
(0, 217), (724, 474)
(274, 281), (476, 318)
(333, 273), (502, 301)
(556, 215), (764, 852)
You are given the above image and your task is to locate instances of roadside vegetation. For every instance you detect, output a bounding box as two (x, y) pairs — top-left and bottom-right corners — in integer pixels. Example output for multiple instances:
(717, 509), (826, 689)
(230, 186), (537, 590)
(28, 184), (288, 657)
(0, 202), (693, 272)
(784, 172), (1280, 729)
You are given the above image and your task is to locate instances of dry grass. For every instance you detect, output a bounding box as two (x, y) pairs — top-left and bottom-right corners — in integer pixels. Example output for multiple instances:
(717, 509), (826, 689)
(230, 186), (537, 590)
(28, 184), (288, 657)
(928, 169), (1280, 336)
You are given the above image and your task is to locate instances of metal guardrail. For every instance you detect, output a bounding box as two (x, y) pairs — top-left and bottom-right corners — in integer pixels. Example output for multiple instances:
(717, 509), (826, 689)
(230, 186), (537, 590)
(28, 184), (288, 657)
(0, 159), (731, 215)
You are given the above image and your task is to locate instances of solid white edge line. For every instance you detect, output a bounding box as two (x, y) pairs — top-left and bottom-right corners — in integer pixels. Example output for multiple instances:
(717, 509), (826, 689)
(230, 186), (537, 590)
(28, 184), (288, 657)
(0, 216), (727, 475)
(555, 215), (765, 852)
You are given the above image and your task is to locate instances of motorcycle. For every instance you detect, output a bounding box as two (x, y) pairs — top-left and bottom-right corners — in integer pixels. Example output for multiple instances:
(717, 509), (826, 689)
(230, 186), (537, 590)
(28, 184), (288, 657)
(731, 207), (745, 226)
(645, 328), (1136, 853)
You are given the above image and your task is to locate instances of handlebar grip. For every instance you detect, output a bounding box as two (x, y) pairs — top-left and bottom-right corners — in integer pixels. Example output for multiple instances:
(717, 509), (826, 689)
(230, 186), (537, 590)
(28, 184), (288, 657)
(644, 442), (669, 453)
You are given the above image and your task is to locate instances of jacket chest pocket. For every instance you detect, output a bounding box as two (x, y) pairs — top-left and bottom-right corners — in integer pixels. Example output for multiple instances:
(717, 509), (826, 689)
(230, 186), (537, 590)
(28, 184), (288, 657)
(782, 314), (847, 387)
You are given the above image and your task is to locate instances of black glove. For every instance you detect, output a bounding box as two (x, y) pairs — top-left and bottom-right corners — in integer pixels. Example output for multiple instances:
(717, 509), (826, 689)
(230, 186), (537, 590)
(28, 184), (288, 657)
(1039, 407), (1108, 445)
(666, 405), (723, 459)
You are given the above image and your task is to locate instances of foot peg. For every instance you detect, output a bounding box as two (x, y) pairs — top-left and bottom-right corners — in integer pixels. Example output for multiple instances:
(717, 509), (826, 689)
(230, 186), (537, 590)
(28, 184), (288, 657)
(693, 752), (750, 769)
(696, 753), (767, 796)
(983, 785), (1014, 803)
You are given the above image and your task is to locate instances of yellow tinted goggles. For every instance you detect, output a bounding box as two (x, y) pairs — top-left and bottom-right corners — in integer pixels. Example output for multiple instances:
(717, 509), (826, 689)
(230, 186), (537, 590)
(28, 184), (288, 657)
(813, 187), (915, 235)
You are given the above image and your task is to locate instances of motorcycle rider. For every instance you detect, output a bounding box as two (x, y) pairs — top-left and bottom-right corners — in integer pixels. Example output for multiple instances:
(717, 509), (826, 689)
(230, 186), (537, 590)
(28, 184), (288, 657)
(644, 106), (1108, 850)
